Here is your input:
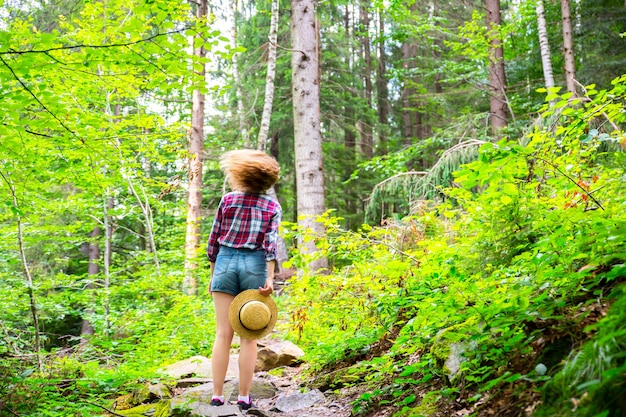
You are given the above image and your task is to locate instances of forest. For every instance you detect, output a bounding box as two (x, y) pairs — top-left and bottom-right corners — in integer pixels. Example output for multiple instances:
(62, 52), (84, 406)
(0, 0), (625, 416)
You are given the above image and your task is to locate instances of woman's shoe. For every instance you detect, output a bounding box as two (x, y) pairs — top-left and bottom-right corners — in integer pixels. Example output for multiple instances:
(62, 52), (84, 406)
(210, 398), (225, 406)
(237, 397), (253, 410)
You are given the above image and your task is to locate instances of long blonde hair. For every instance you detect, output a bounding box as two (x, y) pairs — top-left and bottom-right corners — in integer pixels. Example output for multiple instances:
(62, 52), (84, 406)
(219, 150), (280, 193)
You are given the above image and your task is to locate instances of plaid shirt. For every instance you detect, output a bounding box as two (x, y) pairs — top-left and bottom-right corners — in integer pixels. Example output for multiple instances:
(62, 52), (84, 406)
(206, 191), (282, 263)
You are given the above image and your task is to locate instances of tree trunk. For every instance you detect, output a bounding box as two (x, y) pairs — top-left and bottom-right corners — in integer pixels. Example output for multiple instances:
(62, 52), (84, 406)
(226, 0), (247, 147)
(3, 176), (43, 371)
(401, 1), (419, 145)
(376, 7), (388, 154)
(183, 0), (208, 296)
(486, 0), (508, 135)
(103, 193), (113, 335)
(257, 0), (289, 273)
(291, 0), (327, 271)
(359, 0), (373, 159)
(536, 0), (556, 92)
(81, 226), (99, 337)
(344, 6), (357, 154)
(401, 41), (416, 146)
(561, 0), (577, 95)
(257, 0), (279, 152)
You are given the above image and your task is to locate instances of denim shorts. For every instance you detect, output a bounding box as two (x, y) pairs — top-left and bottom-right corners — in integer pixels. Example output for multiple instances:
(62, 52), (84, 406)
(210, 246), (267, 296)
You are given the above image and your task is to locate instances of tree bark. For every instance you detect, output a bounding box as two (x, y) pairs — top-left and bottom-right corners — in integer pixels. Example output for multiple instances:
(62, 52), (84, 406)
(291, 0), (327, 271)
(359, 0), (373, 159)
(226, 0), (248, 146)
(81, 226), (99, 337)
(486, 0), (508, 135)
(401, 1), (419, 145)
(344, 6), (356, 154)
(536, 0), (555, 92)
(2, 174), (43, 371)
(257, 0), (279, 152)
(561, 0), (577, 96)
(183, 0), (208, 296)
(257, 0), (289, 273)
(376, 7), (388, 154)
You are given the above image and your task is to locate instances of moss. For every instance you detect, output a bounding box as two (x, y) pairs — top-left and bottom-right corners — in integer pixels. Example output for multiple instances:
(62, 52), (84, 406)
(392, 391), (440, 417)
(429, 316), (480, 373)
(118, 400), (172, 417)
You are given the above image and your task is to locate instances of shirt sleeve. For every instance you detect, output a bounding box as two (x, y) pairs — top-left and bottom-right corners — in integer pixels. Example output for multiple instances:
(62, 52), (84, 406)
(206, 197), (224, 263)
(263, 206), (282, 262)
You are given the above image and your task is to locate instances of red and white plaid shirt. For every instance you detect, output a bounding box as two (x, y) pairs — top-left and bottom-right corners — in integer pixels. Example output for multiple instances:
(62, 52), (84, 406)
(206, 191), (282, 263)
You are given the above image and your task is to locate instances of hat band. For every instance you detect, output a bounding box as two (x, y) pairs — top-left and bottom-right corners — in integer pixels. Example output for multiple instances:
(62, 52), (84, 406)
(239, 301), (272, 331)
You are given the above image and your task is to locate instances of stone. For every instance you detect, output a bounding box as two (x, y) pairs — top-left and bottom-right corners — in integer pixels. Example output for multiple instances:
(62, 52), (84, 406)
(272, 389), (325, 413)
(161, 355), (239, 380)
(255, 340), (304, 372)
(170, 400), (243, 416)
(174, 377), (276, 404)
(225, 378), (278, 402)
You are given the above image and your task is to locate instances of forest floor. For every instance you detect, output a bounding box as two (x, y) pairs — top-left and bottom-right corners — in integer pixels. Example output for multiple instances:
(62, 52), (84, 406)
(251, 364), (358, 417)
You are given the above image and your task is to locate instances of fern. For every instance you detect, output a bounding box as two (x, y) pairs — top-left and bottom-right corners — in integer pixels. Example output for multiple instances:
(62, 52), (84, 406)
(365, 139), (486, 222)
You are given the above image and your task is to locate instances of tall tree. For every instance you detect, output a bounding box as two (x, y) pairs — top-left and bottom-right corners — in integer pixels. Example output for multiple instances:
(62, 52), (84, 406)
(561, 0), (577, 95)
(183, 0), (208, 296)
(256, 0), (290, 271)
(257, 0), (279, 152)
(376, 6), (389, 154)
(486, 0), (508, 135)
(358, 0), (373, 159)
(536, 0), (556, 93)
(400, 0), (422, 145)
(291, 0), (327, 270)
(226, 0), (249, 146)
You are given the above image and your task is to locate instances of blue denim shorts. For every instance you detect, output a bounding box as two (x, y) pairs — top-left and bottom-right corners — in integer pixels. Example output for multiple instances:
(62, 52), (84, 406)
(210, 246), (267, 295)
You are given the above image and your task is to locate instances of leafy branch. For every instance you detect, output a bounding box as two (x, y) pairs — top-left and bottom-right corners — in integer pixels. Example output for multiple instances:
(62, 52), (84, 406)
(534, 155), (605, 210)
(0, 28), (190, 55)
(0, 55), (84, 144)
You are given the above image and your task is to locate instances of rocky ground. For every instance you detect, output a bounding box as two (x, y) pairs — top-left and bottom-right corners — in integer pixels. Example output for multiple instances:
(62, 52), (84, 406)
(250, 364), (357, 417)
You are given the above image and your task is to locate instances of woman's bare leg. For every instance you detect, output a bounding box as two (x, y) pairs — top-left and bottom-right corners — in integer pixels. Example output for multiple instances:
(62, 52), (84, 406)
(238, 337), (257, 397)
(211, 291), (235, 397)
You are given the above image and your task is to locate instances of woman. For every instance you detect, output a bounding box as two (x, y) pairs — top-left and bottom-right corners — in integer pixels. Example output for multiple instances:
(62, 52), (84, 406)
(206, 149), (281, 410)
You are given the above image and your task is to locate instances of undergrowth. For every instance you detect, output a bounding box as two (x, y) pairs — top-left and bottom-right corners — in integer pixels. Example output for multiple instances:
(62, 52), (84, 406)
(283, 76), (626, 417)
(2, 76), (624, 416)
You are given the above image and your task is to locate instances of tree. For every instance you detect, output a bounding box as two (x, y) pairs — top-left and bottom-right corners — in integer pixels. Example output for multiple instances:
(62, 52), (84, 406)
(183, 0), (208, 296)
(561, 0), (577, 95)
(358, 0), (374, 159)
(375, 5), (389, 154)
(257, 0), (279, 152)
(291, 0), (327, 270)
(486, 0), (508, 135)
(536, 0), (556, 93)
(225, 0), (249, 147)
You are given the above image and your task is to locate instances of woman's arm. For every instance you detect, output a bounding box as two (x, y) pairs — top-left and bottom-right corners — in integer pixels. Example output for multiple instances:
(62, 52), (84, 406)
(258, 260), (275, 296)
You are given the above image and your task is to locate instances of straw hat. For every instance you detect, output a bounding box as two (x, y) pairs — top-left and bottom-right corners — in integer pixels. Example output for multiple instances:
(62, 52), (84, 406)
(228, 289), (278, 340)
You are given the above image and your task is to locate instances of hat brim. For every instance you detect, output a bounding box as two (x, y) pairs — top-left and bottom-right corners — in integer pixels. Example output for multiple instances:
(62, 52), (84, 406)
(228, 289), (278, 340)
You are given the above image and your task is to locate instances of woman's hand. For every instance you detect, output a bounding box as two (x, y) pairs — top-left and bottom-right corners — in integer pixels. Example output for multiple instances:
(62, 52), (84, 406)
(259, 260), (275, 296)
(258, 278), (274, 296)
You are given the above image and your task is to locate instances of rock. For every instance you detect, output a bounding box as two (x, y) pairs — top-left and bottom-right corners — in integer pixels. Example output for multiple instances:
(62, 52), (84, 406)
(161, 355), (213, 379)
(226, 378), (278, 402)
(170, 400), (243, 416)
(175, 377), (277, 405)
(149, 382), (172, 399)
(176, 378), (212, 389)
(444, 342), (465, 378)
(256, 340), (304, 372)
(272, 389), (325, 413)
(160, 355), (239, 380)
